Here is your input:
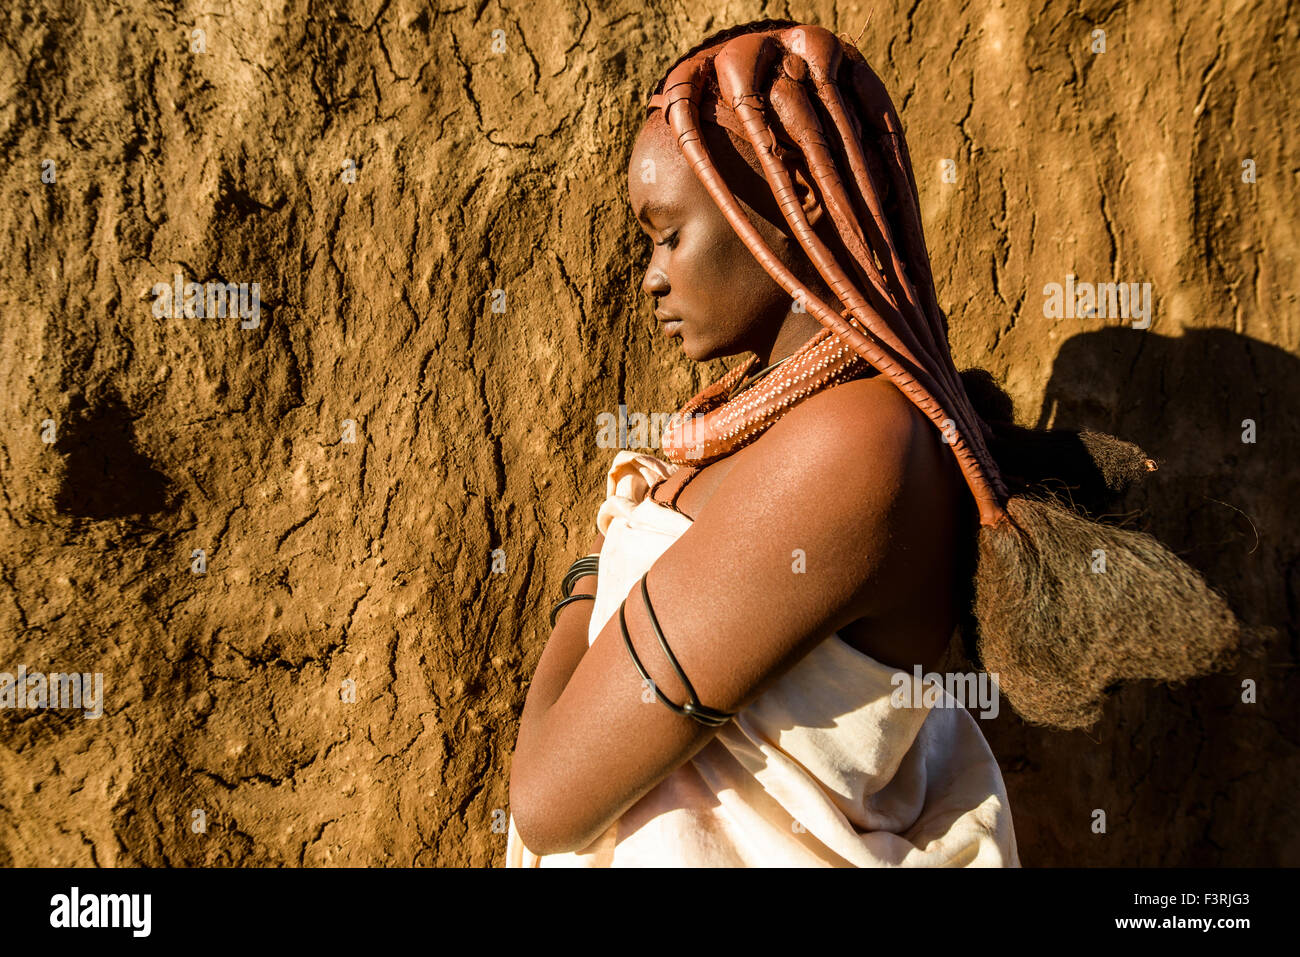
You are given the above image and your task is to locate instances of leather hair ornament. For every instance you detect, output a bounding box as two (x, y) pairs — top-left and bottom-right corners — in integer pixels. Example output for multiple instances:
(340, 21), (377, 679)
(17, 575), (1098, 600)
(646, 23), (1011, 529)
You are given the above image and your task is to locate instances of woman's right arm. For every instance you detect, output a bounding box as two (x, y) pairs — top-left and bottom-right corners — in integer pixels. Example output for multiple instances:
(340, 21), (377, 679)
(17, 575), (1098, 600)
(525, 530), (604, 686)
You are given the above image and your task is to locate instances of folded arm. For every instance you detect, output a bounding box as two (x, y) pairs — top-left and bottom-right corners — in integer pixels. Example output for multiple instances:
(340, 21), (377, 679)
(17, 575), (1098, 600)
(509, 378), (938, 856)
(512, 530), (605, 752)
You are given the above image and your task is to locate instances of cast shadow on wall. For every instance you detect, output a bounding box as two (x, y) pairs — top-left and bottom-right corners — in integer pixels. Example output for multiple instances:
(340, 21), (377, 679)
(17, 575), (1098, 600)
(977, 325), (1296, 865)
(1032, 326), (1292, 620)
(52, 388), (175, 522)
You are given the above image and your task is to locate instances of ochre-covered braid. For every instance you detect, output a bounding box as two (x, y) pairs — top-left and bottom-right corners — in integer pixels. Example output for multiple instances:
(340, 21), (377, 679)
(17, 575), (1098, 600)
(645, 23), (1011, 528)
(633, 19), (1263, 734)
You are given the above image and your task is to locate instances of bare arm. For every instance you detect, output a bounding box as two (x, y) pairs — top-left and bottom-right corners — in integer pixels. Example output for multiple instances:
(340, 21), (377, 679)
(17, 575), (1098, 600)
(516, 531), (605, 713)
(509, 378), (942, 856)
(509, 531), (603, 817)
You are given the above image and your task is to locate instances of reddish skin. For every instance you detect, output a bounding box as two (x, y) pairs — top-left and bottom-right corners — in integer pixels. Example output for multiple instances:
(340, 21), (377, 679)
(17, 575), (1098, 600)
(509, 113), (968, 857)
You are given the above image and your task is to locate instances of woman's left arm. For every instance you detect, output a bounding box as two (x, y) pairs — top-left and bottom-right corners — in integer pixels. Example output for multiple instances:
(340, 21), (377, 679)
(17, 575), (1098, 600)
(509, 381), (936, 856)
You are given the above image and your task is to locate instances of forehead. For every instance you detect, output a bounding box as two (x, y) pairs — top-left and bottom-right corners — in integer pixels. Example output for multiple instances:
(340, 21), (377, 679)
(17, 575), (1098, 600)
(627, 115), (694, 221)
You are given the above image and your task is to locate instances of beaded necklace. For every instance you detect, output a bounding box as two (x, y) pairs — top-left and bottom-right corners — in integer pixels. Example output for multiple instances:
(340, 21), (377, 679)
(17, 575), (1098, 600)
(649, 327), (872, 516)
(727, 353), (793, 400)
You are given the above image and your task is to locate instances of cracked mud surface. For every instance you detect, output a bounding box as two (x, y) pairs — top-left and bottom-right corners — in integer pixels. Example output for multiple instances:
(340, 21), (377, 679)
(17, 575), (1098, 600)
(0, 1), (1296, 865)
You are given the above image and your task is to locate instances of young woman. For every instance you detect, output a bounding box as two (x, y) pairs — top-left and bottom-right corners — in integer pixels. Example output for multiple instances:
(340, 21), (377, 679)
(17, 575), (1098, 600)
(505, 19), (1256, 867)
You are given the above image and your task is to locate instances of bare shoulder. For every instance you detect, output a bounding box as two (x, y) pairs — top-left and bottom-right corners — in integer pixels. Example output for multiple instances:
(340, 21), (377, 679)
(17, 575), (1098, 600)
(748, 374), (942, 509)
(723, 373), (964, 623)
(780, 371), (915, 423)
(786, 374), (925, 440)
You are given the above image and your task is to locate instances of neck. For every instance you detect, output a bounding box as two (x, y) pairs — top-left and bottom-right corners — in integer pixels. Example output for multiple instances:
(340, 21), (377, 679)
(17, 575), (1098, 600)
(752, 311), (825, 367)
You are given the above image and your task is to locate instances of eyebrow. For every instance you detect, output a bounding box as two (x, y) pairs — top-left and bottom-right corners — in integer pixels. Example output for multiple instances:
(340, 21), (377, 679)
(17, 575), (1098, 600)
(635, 200), (678, 226)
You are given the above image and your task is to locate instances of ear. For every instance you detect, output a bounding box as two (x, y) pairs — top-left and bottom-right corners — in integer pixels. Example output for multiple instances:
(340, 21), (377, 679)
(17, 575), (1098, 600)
(792, 166), (824, 228)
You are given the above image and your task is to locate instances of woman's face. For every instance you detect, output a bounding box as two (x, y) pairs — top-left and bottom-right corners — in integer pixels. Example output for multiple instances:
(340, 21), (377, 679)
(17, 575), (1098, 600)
(626, 112), (823, 363)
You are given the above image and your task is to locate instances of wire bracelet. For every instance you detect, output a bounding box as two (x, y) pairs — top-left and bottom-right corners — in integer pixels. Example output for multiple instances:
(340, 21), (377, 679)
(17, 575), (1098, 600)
(550, 553), (601, 627)
(618, 571), (736, 728)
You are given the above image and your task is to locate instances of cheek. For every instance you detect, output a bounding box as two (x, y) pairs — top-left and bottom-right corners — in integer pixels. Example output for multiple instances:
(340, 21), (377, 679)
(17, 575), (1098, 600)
(682, 226), (776, 306)
(708, 234), (788, 317)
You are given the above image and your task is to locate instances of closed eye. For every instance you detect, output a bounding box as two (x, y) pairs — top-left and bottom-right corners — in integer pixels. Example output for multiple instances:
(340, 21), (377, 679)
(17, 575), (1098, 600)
(654, 231), (678, 249)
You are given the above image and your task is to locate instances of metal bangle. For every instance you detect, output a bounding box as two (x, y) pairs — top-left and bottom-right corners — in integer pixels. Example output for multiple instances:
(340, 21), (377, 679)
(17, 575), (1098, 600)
(550, 593), (595, 628)
(618, 572), (736, 728)
(561, 555), (601, 598)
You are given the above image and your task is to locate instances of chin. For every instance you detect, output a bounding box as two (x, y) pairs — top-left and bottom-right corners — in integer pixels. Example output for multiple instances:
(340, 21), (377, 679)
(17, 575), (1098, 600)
(683, 336), (741, 363)
(681, 339), (718, 362)
(679, 337), (707, 361)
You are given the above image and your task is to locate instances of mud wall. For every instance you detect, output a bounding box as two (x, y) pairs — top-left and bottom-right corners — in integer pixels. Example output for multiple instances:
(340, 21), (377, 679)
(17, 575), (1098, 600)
(0, 0), (1295, 866)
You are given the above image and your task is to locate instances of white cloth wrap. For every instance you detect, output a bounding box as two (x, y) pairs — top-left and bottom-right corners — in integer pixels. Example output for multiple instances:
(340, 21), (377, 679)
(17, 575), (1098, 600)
(507, 450), (1019, 867)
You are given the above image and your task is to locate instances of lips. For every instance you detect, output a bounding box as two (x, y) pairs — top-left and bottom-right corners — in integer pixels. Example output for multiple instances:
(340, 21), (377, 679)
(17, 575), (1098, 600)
(655, 311), (683, 338)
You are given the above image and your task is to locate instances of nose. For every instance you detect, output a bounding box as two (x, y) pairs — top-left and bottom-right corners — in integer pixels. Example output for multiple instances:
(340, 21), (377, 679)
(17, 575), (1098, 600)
(642, 257), (669, 299)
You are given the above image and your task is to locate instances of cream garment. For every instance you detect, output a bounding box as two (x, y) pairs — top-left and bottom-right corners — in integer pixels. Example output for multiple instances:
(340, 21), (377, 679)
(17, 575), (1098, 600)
(505, 449), (1019, 867)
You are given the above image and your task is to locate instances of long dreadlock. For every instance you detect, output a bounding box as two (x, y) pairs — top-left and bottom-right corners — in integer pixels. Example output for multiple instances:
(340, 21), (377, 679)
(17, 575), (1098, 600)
(641, 19), (1269, 730)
